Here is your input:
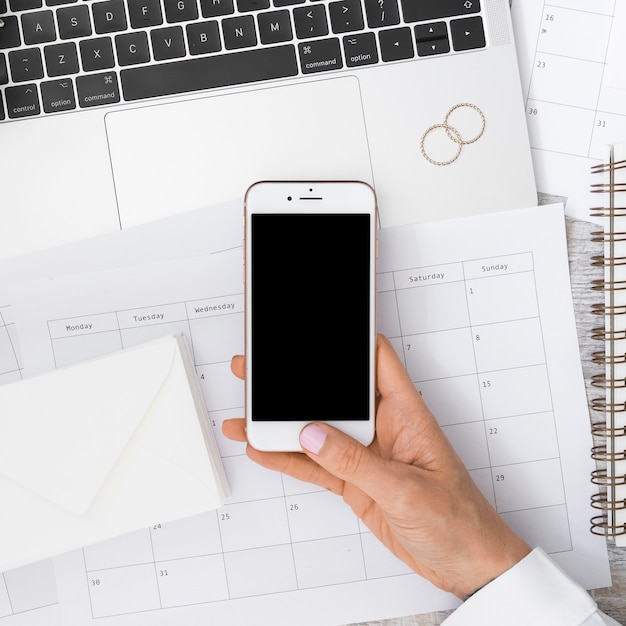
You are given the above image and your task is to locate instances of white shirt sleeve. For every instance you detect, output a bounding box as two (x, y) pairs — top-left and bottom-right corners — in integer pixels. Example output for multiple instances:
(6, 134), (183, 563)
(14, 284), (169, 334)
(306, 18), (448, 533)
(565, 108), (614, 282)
(442, 547), (622, 626)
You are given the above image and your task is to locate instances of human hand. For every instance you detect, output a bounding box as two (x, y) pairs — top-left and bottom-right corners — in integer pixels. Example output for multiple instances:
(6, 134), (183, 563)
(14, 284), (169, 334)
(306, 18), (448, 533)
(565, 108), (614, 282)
(222, 334), (530, 600)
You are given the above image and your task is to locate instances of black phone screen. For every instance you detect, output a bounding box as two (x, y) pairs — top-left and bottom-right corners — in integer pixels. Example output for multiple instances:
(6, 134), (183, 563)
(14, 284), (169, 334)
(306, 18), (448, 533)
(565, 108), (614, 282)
(250, 213), (372, 422)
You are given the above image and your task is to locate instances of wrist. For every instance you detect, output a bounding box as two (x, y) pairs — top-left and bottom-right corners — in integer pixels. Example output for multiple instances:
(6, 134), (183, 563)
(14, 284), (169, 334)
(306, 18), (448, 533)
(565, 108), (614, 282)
(454, 530), (531, 600)
(440, 486), (532, 601)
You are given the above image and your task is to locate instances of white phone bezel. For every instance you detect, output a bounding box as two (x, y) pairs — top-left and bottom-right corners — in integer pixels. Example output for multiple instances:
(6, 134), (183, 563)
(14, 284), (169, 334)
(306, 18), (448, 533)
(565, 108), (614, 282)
(243, 180), (378, 452)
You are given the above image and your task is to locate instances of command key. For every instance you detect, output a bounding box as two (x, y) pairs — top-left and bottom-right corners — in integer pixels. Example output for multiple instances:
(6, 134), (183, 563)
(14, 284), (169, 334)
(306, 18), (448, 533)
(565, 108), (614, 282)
(76, 72), (121, 108)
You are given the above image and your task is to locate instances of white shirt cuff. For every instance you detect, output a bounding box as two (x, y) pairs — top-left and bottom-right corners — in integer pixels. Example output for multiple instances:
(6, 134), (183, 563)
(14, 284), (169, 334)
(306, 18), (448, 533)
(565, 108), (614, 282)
(442, 547), (614, 626)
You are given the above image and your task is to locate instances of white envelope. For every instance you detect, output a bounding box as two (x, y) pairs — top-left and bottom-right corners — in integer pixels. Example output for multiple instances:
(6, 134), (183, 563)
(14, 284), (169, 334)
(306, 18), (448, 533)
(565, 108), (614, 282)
(0, 334), (230, 573)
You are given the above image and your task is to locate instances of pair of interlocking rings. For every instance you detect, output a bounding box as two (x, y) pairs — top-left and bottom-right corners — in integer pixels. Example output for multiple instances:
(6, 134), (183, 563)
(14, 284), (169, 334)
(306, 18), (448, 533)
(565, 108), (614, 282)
(420, 103), (486, 166)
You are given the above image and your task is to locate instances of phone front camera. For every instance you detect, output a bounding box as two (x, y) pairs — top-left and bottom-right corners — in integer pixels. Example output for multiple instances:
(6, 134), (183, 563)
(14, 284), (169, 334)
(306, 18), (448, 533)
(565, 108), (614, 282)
(287, 196), (292, 201)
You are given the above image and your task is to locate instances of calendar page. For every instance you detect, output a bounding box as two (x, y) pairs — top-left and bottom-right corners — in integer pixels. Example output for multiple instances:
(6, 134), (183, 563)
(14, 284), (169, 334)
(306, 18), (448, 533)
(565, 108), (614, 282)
(0, 199), (241, 626)
(8, 204), (610, 625)
(512, 0), (626, 222)
(0, 558), (60, 625)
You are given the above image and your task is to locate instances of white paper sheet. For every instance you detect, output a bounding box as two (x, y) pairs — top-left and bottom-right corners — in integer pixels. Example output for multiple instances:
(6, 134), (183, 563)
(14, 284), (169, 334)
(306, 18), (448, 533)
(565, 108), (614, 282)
(0, 200), (241, 624)
(606, 1), (626, 90)
(7, 204), (610, 625)
(512, 0), (626, 222)
(0, 198), (241, 382)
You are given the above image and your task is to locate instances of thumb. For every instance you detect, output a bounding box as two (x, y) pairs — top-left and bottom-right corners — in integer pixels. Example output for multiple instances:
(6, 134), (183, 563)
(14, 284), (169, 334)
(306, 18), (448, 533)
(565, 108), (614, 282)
(299, 423), (390, 501)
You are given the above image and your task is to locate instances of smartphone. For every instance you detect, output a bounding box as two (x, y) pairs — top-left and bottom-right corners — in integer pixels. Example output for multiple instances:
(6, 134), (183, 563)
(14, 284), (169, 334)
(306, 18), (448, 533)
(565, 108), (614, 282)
(244, 181), (378, 451)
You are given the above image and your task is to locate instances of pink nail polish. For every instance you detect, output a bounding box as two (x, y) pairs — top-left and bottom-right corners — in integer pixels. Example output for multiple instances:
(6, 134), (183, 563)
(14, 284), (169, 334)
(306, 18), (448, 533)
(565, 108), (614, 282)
(300, 423), (327, 454)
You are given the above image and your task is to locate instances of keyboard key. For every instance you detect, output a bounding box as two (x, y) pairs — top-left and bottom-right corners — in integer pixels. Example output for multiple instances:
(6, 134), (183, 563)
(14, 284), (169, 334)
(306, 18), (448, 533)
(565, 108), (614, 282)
(76, 71), (120, 107)
(343, 31), (377, 66)
(299, 37), (342, 73)
(0, 16), (21, 49)
(416, 35), (449, 56)
(415, 20), (447, 41)
(329, 0), (363, 34)
(0, 0), (5, 13)
(127, 0), (163, 27)
(115, 31), (150, 64)
(378, 26), (413, 61)
(45, 0), (78, 6)
(0, 53), (8, 83)
(57, 5), (92, 39)
(293, 4), (328, 39)
(0, 97), (4, 121)
(22, 10), (56, 45)
(200, 0), (234, 18)
(237, 0), (268, 10)
(450, 15), (484, 51)
(80, 36), (115, 71)
(9, 0), (41, 11)
(120, 44), (297, 100)
(9, 47), (43, 81)
(222, 15), (256, 49)
(363, 0), (399, 28)
(5, 83), (40, 118)
(258, 9), (292, 44)
(186, 20), (220, 54)
(273, 0), (304, 6)
(400, 0), (480, 23)
(93, 0), (127, 34)
(151, 25), (186, 59)
(41, 77), (76, 112)
(415, 21), (449, 56)
(44, 41), (79, 75)
(164, 0), (198, 23)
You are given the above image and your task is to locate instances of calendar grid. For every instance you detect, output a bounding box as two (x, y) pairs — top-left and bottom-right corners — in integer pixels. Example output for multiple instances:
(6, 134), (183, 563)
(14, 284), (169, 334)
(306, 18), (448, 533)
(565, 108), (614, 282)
(378, 251), (572, 554)
(460, 256), (496, 505)
(0, 306), (22, 385)
(0, 563), (59, 619)
(26, 242), (582, 619)
(45, 286), (419, 618)
(0, 575), (14, 618)
(524, 1), (621, 162)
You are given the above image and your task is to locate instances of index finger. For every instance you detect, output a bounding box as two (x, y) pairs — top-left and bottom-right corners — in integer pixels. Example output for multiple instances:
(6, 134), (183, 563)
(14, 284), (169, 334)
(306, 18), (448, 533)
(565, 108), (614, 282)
(376, 335), (420, 399)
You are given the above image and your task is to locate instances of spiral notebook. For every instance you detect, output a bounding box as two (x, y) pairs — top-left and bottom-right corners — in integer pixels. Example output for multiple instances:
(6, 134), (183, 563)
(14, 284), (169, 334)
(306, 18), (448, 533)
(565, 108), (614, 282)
(590, 142), (626, 546)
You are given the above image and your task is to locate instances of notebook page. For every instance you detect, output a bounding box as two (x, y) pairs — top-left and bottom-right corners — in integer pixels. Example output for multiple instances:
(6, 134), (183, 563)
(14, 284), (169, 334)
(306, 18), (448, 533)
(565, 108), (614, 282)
(8, 204), (610, 625)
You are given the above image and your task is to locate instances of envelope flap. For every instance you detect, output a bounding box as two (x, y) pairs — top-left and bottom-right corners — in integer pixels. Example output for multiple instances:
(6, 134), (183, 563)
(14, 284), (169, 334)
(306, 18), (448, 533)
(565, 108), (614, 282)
(0, 336), (179, 515)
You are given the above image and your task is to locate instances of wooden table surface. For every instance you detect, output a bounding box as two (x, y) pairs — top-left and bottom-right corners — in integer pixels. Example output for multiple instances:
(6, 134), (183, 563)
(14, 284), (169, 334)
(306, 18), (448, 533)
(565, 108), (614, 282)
(352, 210), (626, 626)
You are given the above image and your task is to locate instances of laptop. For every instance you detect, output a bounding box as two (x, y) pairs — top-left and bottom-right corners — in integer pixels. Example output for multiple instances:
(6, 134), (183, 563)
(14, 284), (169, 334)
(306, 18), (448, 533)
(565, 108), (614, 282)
(0, 0), (536, 259)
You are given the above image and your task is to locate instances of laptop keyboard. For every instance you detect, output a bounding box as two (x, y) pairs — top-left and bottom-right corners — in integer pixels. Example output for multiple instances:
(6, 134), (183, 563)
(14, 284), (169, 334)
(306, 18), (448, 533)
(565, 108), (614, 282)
(0, 0), (486, 120)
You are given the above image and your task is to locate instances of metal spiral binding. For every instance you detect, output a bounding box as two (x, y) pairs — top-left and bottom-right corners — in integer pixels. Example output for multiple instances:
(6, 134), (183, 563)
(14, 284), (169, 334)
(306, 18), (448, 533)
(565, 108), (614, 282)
(590, 152), (626, 538)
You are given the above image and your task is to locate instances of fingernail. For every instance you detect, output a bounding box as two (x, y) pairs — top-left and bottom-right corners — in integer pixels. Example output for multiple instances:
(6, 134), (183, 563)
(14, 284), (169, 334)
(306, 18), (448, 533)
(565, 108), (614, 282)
(300, 423), (327, 454)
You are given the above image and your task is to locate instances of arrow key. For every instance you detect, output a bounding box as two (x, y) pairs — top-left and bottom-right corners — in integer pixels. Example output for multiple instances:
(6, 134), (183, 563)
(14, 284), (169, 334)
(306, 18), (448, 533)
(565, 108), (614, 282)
(450, 15), (485, 51)
(379, 26), (413, 62)
(415, 21), (449, 56)
(415, 21), (447, 43)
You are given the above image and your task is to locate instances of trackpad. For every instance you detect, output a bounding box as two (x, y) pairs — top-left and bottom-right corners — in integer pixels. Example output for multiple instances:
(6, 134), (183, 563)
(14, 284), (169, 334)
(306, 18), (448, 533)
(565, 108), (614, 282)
(105, 77), (373, 228)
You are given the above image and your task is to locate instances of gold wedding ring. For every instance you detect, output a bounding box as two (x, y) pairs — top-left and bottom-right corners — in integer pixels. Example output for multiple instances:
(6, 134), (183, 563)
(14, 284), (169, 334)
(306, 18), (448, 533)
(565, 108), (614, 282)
(420, 103), (486, 166)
